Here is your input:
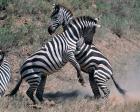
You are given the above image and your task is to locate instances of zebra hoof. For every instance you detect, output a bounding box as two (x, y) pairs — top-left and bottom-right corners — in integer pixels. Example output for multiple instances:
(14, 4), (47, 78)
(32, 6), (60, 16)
(28, 104), (42, 109)
(78, 78), (86, 86)
(43, 100), (56, 106)
(94, 95), (101, 99)
(81, 83), (86, 87)
(5, 94), (12, 97)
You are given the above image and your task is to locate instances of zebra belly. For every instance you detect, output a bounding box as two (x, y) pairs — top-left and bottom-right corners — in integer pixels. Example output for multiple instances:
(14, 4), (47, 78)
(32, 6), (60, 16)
(21, 55), (67, 77)
(77, 57), (97, 73)
(75, 46), (107, 73)
(75, 46), (96, 73)
(75, 46), (112, 76)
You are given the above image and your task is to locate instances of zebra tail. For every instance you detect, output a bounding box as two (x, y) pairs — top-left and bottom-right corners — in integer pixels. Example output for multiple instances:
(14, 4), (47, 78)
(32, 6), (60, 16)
(111, 75), (126, 95)
(9, 78), (22, 96)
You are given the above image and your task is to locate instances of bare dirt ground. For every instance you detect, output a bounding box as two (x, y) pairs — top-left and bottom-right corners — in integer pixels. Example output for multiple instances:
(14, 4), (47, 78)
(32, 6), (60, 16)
(1, 34), (140, 112)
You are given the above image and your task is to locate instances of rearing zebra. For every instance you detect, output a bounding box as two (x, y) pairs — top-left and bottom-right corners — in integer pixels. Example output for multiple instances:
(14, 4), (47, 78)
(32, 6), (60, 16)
(8, 16), (100, 104)
(48, 4), (126, 99)
(0, 50), (11, 97)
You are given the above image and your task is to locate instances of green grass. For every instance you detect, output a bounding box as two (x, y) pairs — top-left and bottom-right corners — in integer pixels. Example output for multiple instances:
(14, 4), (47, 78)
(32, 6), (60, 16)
(0, 1), (140, 111)
(0, 0), (140, 49)
(0, 27), (17, 48)
(0, 0), (10, 6)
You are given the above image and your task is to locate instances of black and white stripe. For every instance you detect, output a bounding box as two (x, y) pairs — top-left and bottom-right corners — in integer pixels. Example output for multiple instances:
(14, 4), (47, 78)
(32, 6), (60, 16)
(9, 16), (100, 104)
(0, 51), (11, 97)
(48, 4), (126, 99)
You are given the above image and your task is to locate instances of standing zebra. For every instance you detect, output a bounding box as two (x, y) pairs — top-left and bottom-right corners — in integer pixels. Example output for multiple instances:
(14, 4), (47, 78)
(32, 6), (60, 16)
(8, 16), (100, 104)
(0, 50), (11, 97)
(48, 4), (126, 99)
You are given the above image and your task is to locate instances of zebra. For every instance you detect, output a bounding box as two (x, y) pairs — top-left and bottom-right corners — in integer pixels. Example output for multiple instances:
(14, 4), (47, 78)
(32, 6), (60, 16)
(0, 50), (11, 97)
(8, 16), (101, 104)
(48, 4), (126, 99)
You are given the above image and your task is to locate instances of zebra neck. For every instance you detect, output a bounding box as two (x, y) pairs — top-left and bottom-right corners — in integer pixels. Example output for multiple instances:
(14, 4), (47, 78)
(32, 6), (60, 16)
(64, 29), (80, 42)
(62, 16), (73, 30)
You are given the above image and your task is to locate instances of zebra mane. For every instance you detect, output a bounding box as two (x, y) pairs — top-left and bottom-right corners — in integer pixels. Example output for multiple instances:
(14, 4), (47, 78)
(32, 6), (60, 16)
(57, 4), (73, 14)
(72, 16), (97, 24)
(51, 4), (73, 17)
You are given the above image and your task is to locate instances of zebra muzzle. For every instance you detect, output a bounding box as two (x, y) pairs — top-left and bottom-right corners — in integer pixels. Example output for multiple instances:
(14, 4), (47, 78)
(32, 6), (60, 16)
(94, 23), (101, 28)
(48, 26), (55, 35)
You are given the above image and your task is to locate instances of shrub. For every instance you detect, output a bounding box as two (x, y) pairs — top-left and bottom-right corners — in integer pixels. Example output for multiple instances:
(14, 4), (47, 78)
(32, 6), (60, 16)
(96, 0), (140, 37)
(0, 0), (10, 6)
(10, 0), (51, 15)
(0, 27), (17, 49)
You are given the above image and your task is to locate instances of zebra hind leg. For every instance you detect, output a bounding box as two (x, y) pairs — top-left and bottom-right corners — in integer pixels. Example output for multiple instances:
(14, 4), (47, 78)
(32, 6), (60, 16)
(36, 75), (47, 103)
(26, 76), (41, 104)
(100, 84), (110, 99)
(95, 81), (110, 99)
(94, 73), (110, 99)
(89, 72), (101, 99)
(0, 90), (4, 97)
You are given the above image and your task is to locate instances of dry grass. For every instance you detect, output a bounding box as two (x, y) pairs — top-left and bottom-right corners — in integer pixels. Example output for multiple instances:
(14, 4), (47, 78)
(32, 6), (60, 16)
(1, 89), (140, 112)
(0, 0), (140, 111)
(0, 35), (139, 112)
(2, 79), (140, 112)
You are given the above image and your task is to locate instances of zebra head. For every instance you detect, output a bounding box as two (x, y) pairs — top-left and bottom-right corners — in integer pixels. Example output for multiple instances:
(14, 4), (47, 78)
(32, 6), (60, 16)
(48, 4), (101, 45)
(0, 50), (5, 65)
(48, 4), (73, 35)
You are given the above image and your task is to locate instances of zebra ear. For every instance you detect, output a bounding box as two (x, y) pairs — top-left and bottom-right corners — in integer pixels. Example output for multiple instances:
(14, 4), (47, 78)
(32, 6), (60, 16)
(94, 18), (99, 22)
(98, 14), (102, 20)
(0, 51), (5, 62)
(51, 4), (60, 17)
(94, 23), (101, 28)
(52, 4), (56, 9)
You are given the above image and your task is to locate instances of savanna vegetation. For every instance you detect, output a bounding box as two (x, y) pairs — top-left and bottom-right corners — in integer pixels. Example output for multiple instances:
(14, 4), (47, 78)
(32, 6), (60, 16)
(0, 0), (140, 112)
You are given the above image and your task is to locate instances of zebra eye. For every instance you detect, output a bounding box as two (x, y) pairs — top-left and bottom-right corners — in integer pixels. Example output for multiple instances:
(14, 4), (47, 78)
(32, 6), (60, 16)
(52, 16), (58, 20)
(52, 4), (56, 9)
(0, 53), (3, 60)
(0, 55), (2, 60)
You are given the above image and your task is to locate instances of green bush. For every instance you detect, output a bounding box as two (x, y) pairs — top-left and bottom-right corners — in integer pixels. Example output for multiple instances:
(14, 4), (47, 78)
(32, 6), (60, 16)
(0, 27), (17, 48)
(10, 0), (51, 15)
(0, 0), (10, 6)
(0, 0), (140, 50)
(96, 0), (140, 37)
(69, 0), (92, 10)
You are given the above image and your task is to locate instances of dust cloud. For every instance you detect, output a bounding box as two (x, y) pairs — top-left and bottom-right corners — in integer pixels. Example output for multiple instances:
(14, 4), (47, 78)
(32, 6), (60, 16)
(79, 52), (140, 103)
(109, 52), (140, 104)
(120, 53), (140, 102)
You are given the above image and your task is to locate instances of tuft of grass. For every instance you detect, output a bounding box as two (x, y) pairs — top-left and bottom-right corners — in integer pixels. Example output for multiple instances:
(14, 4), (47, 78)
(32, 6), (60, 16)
(69, 0), (92, 10)
(9, 0), (51, 15)
(0, 0), (10, 8)
(0, 27), (17, 48)
(0, 95), (140, 112)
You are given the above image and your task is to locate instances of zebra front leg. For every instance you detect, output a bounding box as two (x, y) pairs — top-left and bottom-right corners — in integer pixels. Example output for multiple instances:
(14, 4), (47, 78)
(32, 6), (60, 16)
(89, 72), (101, 99)
(67, 52), (85, 86)
(36, 75), (47, 103)
(0, 90), (4, 97)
